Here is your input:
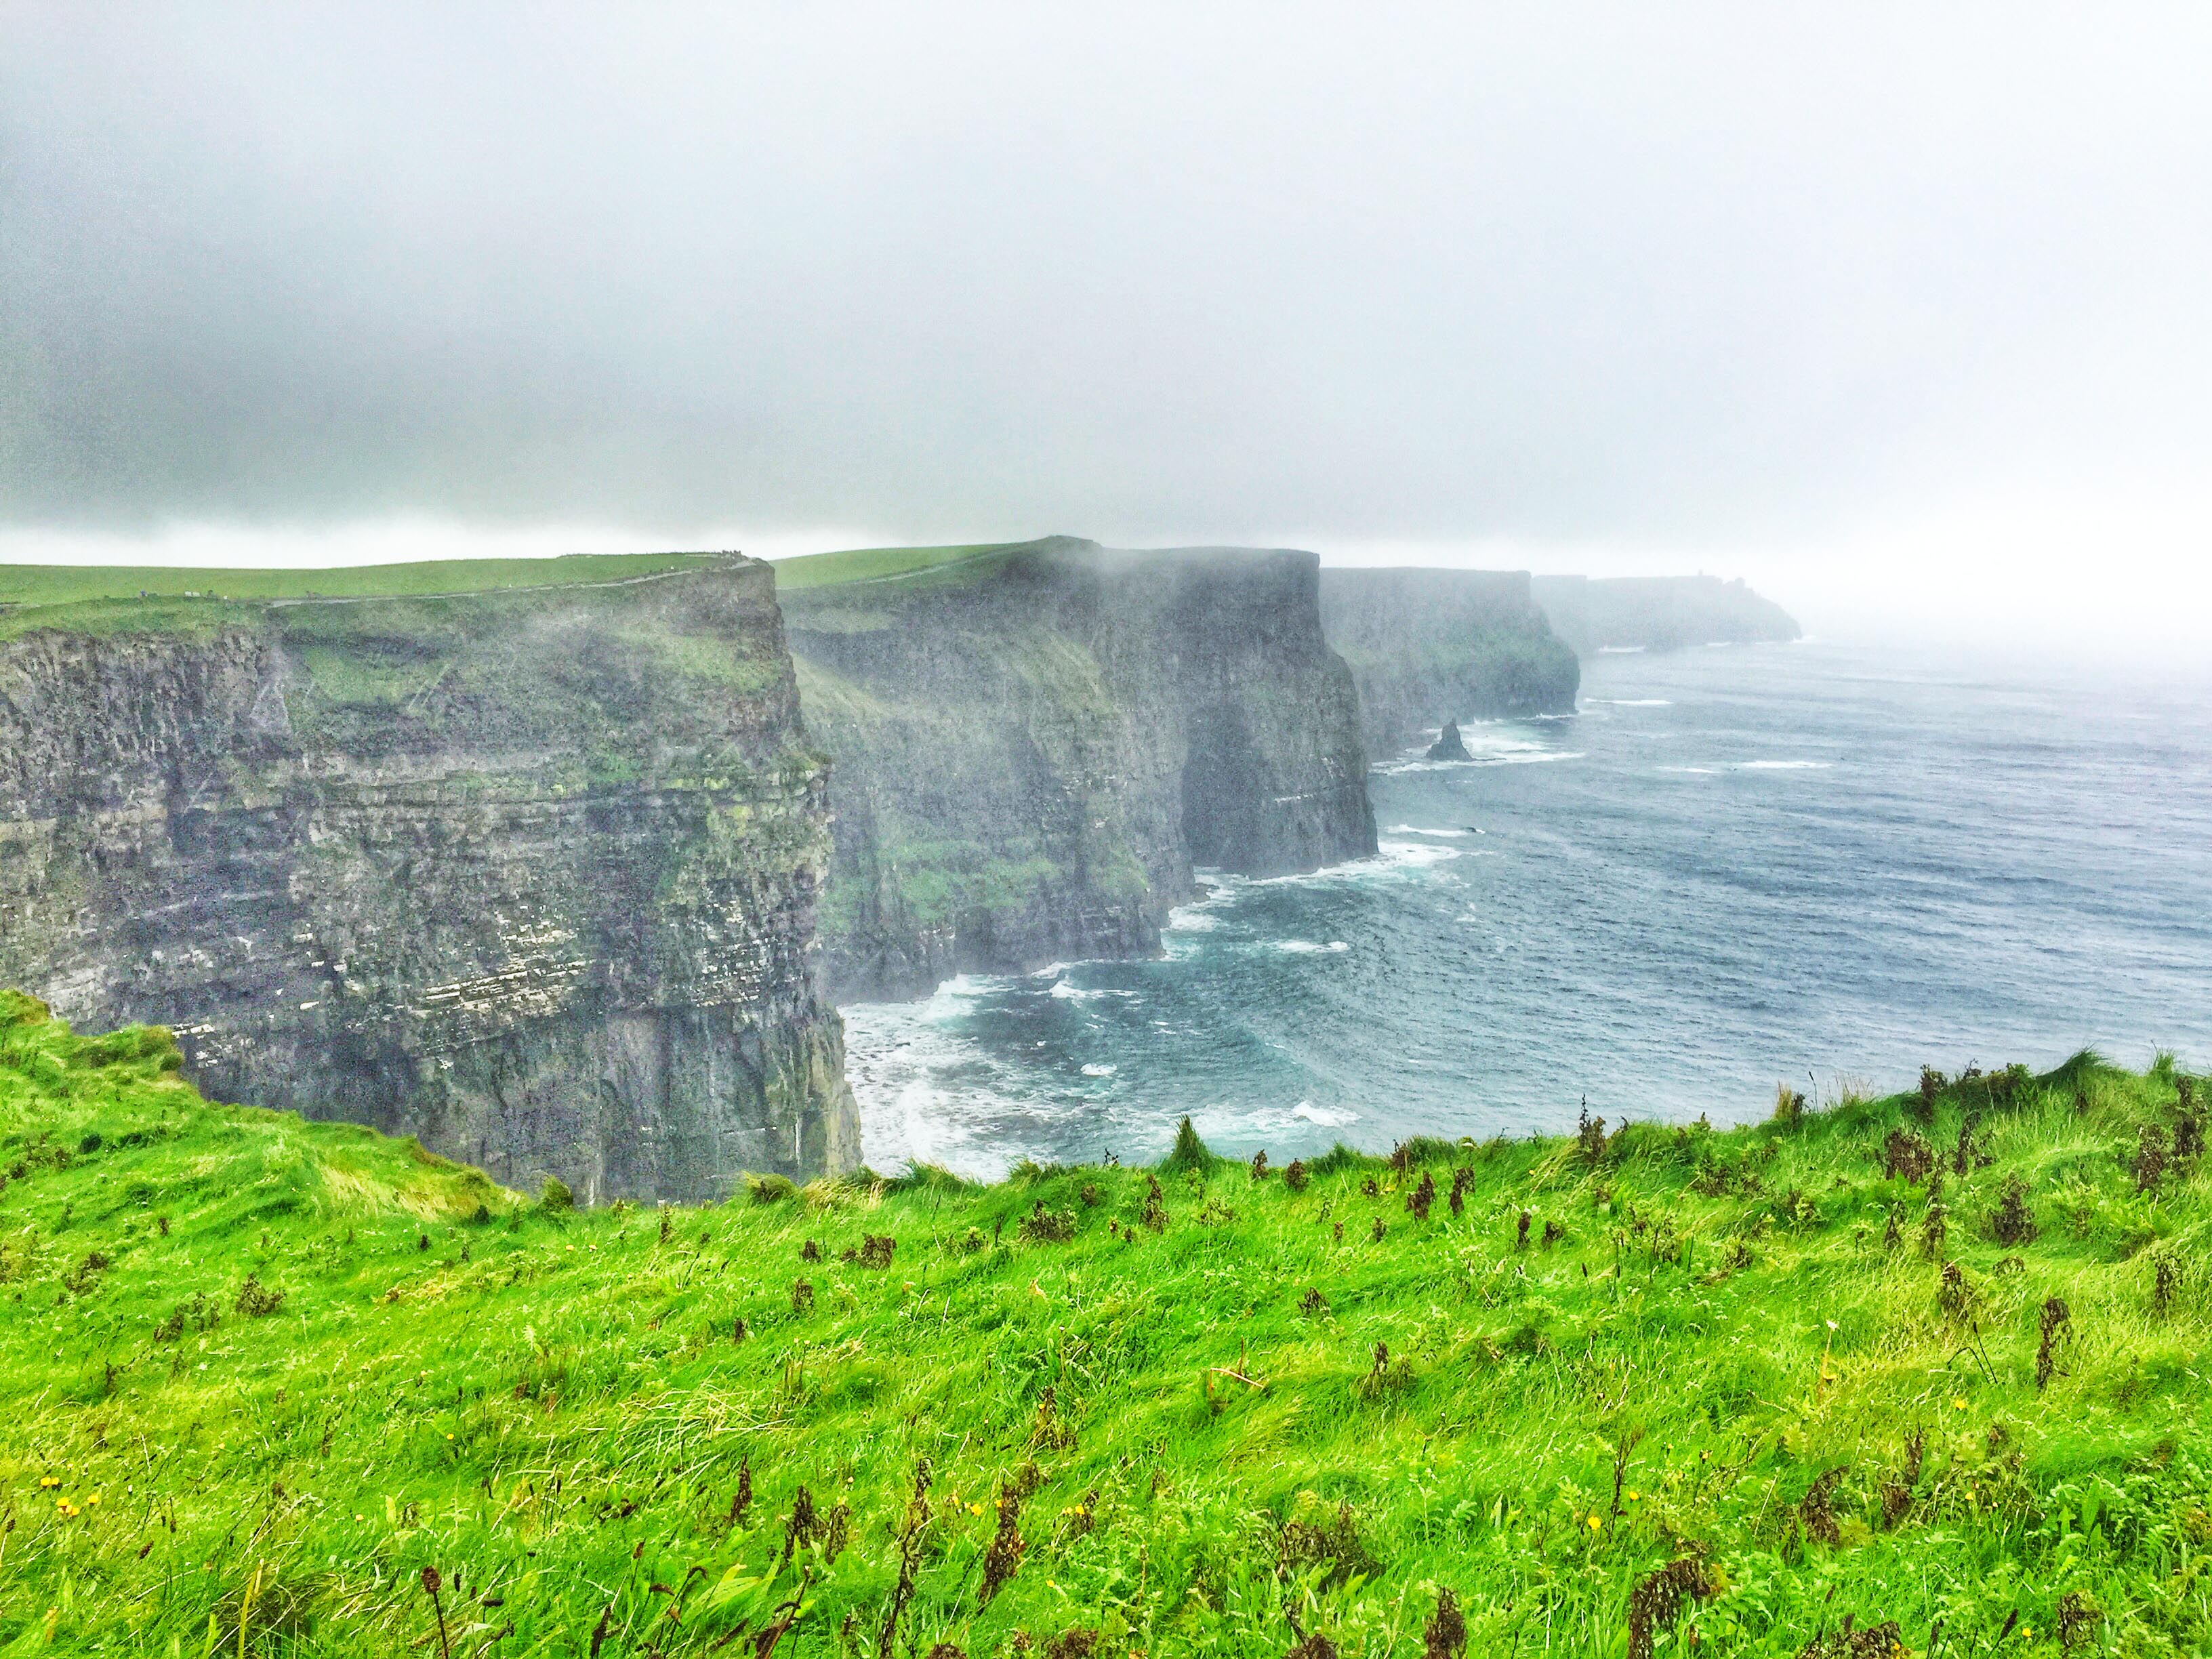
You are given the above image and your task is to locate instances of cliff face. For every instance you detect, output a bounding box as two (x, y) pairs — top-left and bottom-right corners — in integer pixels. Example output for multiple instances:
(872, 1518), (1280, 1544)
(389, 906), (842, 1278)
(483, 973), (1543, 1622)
(785, 537), (1376, 1002)
(1532, 574), (1801, 653)
(1317, 568), (1580, 754)
(0, 560), (859, 1200)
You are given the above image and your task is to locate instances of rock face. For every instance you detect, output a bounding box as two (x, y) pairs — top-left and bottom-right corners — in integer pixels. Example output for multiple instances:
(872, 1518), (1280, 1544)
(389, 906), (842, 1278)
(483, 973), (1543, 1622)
(1427, 720), (1474, 762)
(0, 559), (859, 1200)
(1317, 568), (1579, 756)
(1532, 574), (1801, 653)
(785, 537), (1377, 1002)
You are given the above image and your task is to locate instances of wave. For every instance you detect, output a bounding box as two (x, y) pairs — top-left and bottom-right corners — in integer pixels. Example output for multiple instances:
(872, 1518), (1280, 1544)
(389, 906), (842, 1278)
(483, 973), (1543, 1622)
(1370, 839), (1465, 869)
(1231, 1099), (1362, 1135)
(1197, 836), (1479, 895)
(1385, 823), (1480, 837)
(1735, 760), (1832, 771)
(1595, 644), (1645, 654)
(1586, 698), (1673, 707)
(1374, 747), (1584, 775)
(1049, 980), (1139, 1003)
(1080, 1062), (1118, 1078)
(1276, 939), (1351, 954)
(842, 1002), (1021, 1176)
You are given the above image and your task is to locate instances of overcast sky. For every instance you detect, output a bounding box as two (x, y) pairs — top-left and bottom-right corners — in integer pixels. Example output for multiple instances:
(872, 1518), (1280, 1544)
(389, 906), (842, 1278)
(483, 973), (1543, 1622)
(3, 4), (2209, 638)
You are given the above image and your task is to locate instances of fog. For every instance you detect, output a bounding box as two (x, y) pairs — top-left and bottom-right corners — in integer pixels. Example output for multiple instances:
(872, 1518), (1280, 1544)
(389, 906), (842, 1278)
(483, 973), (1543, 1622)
(4, 4), (2209, 641)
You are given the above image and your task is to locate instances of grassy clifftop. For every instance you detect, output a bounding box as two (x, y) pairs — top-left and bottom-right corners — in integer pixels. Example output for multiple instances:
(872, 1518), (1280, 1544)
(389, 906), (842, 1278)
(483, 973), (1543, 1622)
(3, 989), (2209, 1656)
(0, 553), (731, 642)
(769, 544), (1020, 594)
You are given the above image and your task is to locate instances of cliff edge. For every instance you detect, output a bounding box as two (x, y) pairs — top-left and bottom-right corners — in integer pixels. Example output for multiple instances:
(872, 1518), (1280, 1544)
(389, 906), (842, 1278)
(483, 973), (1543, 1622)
(1533, 573), (1801, 653)
(783, 537), (1376, 1002)
(0, 556), (859, 1200)
(1317, 567), (1579, 754)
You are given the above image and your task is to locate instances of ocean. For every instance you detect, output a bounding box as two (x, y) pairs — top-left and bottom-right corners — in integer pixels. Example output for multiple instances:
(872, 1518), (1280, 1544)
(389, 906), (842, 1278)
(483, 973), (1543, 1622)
(843, 640), (2212, 1176)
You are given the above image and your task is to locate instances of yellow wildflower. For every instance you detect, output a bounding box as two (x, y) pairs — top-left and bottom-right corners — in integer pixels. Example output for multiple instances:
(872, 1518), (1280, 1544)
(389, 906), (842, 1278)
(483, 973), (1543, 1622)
(1587, 1513), (1603, 1532)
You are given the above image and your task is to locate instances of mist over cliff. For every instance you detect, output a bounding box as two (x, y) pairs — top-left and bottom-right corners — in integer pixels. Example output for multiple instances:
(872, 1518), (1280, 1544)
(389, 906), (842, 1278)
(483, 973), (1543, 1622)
(1534, 573), (1801, 653)
(1317, 567), (1578, 754)
(782, 537), (1376, 1002)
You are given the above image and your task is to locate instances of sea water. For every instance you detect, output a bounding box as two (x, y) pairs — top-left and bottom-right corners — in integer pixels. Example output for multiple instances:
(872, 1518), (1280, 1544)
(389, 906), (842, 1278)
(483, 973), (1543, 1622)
(844, 641), (2212, 1176)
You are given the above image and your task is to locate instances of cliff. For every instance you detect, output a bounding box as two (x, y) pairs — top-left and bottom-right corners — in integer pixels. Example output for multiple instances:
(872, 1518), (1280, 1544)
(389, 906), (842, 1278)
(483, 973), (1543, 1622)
(0, 556), (859, 1200)
(781, 537), (1376, 1002)
(1317, 567), (1579, 754)
(1533, 573), (1801, 653)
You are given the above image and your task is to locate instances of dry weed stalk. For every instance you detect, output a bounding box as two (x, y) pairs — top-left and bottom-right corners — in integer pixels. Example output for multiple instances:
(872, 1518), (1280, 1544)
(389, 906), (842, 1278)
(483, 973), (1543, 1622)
(2035, 1296), (2072, 1391)
(1422, 1587), (1466, 1659)
(979, 1481), (1027, 1604)
(876, 1459), (933, 1659)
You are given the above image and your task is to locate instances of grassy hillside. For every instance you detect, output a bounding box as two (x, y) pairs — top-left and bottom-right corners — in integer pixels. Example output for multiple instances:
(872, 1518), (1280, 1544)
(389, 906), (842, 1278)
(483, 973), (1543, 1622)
(769, 545), (1018, 593)
(3, 991), (2208, 1656)
(0, 554), (729, 642)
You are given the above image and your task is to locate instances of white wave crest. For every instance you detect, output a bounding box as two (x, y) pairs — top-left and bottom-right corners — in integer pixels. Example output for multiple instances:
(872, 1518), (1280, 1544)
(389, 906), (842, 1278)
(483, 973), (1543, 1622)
(1373, 726), (1585, 775)
(1237, 1099), (1364, 1134)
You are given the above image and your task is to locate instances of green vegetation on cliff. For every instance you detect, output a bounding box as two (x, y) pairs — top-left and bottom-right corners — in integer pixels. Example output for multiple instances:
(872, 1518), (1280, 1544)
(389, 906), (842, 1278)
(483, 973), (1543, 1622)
(771, 544), (1017, 593)
(783, 538), (1374, 1001)
(0, 553), (727, 642)
(1, 556), (856, 1202)
(5, 991), (2210, 1656)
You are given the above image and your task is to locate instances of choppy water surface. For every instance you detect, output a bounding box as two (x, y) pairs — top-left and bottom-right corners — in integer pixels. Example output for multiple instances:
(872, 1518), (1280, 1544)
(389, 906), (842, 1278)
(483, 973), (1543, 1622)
(845, 642), (2212, 1176)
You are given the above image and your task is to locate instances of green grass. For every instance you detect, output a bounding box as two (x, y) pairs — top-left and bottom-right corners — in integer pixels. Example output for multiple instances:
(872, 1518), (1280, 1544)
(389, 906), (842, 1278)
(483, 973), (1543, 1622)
(0, 554), (732, 641)
(5, 991), (2210, 1656)
(769, 544), (1020, 592)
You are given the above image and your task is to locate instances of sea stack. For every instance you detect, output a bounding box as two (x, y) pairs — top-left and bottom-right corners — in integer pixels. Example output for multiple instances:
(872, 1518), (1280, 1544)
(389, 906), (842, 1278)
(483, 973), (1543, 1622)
(1427, 720), (1474, 762)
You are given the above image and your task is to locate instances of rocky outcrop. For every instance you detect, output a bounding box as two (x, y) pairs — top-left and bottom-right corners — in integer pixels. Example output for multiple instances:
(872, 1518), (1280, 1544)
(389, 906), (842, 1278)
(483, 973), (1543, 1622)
(1317, 567), (1579, 754)
(785, 537), (1376, 1002)
(0, 559), (859, 1200)
(1532, 574), (1801, 653)
(1427, 720), (1473, 762)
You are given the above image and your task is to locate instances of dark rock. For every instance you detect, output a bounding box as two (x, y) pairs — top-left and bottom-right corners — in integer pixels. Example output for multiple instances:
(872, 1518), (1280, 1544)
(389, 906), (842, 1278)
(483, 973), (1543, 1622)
(1427, 720), (1473, 762)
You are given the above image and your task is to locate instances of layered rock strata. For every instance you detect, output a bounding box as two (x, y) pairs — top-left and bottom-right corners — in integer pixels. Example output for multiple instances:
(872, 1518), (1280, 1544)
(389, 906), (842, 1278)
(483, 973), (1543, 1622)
(0, 559), (858, 1199)
(785, 537), (1376, 1002)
